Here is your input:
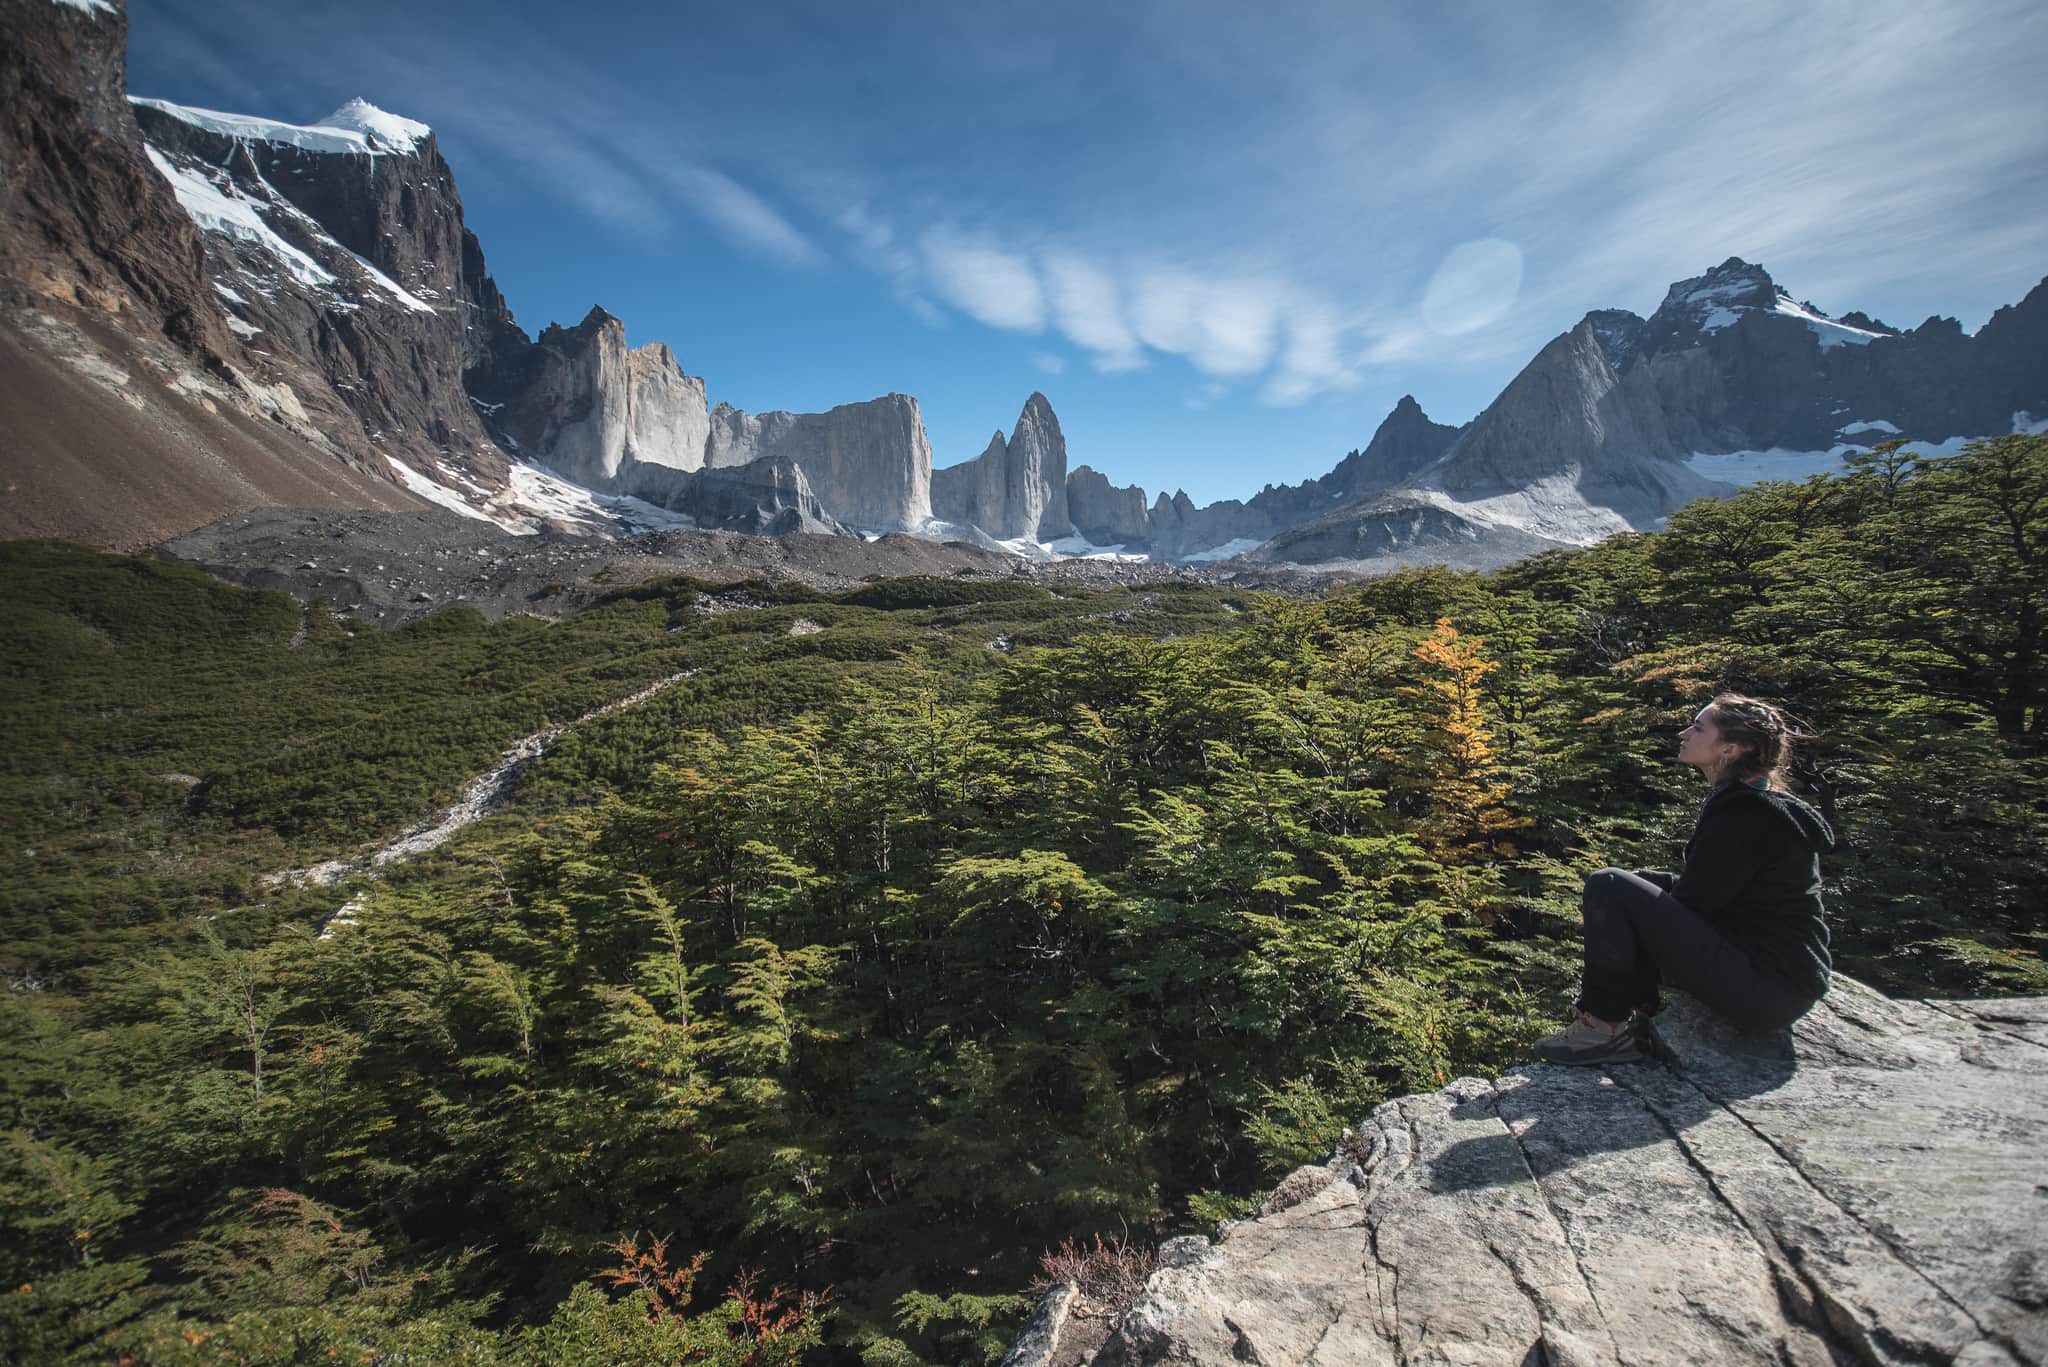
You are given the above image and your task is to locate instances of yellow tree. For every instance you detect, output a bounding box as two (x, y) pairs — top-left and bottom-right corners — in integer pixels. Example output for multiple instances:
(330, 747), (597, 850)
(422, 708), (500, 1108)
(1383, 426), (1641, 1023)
(1400, 618), (1530, 864)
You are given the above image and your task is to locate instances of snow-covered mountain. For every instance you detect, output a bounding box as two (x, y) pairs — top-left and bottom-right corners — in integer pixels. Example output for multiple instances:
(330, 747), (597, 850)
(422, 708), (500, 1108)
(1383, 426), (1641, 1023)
(2, 0), (2042, 567)
(1252, 259), (2048, 569)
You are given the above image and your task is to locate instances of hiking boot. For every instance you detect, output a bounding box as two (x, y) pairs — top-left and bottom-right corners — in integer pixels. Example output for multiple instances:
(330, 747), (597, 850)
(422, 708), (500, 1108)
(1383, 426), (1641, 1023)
(1531, 1009), (1650, 1066)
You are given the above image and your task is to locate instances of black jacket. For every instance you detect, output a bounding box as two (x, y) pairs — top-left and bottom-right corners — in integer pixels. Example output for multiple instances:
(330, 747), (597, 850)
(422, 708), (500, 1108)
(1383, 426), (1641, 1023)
(1669, 780), (1836, 994)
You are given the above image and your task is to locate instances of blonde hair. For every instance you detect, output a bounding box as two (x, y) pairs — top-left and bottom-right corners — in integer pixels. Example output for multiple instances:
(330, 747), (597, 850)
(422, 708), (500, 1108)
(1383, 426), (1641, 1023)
(1703, 692), (1812, 790)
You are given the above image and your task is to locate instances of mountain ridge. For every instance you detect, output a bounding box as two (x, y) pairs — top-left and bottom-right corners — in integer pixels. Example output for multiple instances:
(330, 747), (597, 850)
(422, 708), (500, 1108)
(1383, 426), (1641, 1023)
(2, 0), (2043, 567)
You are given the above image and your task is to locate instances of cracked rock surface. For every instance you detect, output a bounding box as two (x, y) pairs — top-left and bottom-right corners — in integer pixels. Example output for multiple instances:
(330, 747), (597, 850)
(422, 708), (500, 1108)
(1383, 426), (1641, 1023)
(1007, 977), (2047, 1366)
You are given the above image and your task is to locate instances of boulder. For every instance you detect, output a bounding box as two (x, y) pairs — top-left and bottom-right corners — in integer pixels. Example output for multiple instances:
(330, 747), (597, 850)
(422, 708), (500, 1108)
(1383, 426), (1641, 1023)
(1009, 976), (2048, 1366)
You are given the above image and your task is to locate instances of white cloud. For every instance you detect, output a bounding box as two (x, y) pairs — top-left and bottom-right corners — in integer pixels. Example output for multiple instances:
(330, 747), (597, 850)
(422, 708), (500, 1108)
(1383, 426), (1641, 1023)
(651, 162), (824, 268)
(920, 226), (1045, 331)
(1041, 251), (1143, 371)
(1421, 239), (1524, 336)
(1029, 350), (1066, 374)
(1263, 304), (1356, 405)
(1131, 272), (1278, 377)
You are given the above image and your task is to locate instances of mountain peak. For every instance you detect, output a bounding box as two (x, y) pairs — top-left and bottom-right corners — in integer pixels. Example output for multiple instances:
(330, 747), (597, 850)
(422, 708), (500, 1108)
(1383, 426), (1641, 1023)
(129, 95), (427, 158)
(1580, 307), (1647, 369)
(1656, 258), (1779, 315)
(318, 98), (431, 153)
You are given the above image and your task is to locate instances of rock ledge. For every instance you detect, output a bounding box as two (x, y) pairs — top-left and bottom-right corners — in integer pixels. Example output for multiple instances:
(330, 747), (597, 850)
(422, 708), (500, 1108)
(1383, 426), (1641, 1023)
(1005, 977), (2048, 1365)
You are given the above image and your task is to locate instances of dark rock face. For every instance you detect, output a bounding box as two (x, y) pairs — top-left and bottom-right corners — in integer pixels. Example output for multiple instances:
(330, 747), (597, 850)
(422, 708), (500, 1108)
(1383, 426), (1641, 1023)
(1973, 276), (2048, 424)
(1624, 255), (2043, 454)
(1583, 308), (1646, 370)
(0, 0), (422, 547)
(1008, 977), (2048, 1366)
(1635, 255), (1783, 359)
(0, 0), (232, 360)
(129, 95), (517, 493)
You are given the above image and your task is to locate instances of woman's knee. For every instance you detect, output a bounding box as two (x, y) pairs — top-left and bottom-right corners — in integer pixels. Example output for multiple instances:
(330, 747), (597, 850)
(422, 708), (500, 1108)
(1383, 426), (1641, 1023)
(1581, 867), (1629, 904)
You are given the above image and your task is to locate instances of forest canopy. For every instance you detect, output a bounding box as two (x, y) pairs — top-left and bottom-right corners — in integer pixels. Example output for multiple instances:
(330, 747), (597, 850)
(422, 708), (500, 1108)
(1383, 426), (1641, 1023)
(3, 435), (2044, 1364)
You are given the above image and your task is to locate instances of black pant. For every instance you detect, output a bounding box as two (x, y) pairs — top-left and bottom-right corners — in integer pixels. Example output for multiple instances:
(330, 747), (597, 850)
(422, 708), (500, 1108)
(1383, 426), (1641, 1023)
(1577, 868), (1817, 1032)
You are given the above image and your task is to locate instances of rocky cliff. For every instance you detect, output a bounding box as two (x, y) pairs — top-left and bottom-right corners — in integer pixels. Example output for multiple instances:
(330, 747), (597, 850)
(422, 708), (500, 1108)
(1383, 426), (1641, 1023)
(0, 0), (422, 548)
(6, 0), (2042, 570)
(475, 306), (707, 485)
(933, 392), (1073, 542)
(127, 91), (519, 500)
(0, 0), (932, 544)
(1066, 464), (1152, 546)
(706, 392), (936, 532)
(1005, 976), (2048, 1366)
(1255, 259), (2048, 569)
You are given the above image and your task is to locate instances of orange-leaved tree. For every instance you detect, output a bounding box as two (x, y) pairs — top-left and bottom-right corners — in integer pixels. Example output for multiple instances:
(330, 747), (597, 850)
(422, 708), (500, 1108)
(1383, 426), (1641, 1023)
(1400, 618), (1531, 865)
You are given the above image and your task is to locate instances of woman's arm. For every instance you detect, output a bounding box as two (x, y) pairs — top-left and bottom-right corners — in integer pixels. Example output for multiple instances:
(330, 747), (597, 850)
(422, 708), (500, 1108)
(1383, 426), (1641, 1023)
(1633, 869), (1679, 893)
(1672, 803), (1772, 918)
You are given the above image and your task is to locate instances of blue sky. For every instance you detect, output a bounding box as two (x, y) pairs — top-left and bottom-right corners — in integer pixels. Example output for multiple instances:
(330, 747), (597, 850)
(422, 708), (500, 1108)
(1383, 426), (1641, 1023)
(128, 0), (2048, 505)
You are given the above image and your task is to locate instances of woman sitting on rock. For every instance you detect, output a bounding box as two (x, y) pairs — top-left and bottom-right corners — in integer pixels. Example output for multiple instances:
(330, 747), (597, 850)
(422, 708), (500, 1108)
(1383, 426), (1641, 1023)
(1533, 692), (1837, 1066)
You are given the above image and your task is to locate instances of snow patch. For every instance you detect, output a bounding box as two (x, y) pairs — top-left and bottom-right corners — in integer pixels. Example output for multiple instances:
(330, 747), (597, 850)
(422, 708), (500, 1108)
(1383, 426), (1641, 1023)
(1406, 474), (1638, 545)
(1889, 433), (1982, 461)
(1182, 537), (1265, 562)
(129, 95), (429, 156)
(1686, 446), (1861, 485)
(1686, 425), (2015, 486)
(318, 98), (432, 154)
(2016, 411), (2048, 436)
(1773, 296), (1885, 347)
(1838, 418), (1901, 435)
(144, 146), (337, 289)
(222, 314), (263, 338)
(338, 247), (434, 313)
(1699, 307), (1742, 332)
(493, 462), (698, 535)
(1040, 534), (1150, 562)
(386, 458), (496, 522)
(1681, 278), (1760, 304)
(989, 532), (1149, 562)
(49, 0), (115, 16)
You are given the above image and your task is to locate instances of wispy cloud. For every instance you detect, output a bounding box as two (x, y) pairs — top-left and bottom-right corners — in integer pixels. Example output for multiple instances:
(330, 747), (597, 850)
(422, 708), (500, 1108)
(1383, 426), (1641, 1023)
(1265, 304), (1354, 406)
(133, 0), (2048, 430)
(920, 226), (1045, 331)
(636, 163), (824, 269)
(1129, 272), (1278, 378)
(1029, 350), (1067, 375)
(133, 1), (829, 270)
(1040, 252), (1144, 373)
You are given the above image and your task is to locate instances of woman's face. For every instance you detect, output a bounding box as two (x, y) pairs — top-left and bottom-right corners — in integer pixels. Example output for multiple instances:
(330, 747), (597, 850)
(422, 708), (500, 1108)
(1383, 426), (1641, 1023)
(1677, 707), (1733, 771)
